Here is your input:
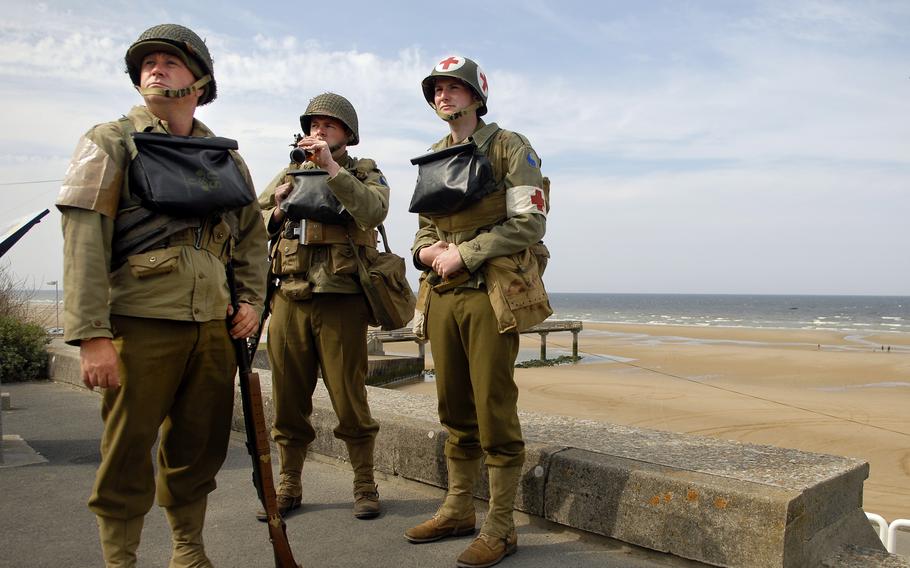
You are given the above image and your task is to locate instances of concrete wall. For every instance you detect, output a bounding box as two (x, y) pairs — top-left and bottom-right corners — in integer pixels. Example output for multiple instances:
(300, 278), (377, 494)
(47, 342), (889, 567)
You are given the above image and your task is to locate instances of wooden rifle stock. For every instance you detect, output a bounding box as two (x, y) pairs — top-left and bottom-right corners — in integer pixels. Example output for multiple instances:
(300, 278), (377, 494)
(227, 265), (301, 568)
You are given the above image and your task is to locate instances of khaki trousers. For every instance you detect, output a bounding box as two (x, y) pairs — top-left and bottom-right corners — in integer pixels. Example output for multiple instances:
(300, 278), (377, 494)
(88, 315), (236, 519)
(268, 291), (379, 449)
(427, 287), (525, 468)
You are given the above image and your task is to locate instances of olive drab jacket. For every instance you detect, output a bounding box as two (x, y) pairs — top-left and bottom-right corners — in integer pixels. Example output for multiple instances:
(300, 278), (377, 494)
(56, 105), (268, 345)
(258, 154), (390, 296)
(411, 120), (551, 334)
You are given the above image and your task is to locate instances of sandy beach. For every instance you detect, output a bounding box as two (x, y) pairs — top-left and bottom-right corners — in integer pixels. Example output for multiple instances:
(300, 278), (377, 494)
(391, 322), (910, 522)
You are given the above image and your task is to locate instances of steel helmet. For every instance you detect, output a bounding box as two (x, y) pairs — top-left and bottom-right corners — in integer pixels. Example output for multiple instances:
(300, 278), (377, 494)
(300, 93), (360, 146)
(421, 55), (489, 119)
(125, 24), (216, 105)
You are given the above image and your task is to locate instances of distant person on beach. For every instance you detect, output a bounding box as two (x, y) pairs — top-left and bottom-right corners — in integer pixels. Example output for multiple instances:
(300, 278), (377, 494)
(405, 56), (551, 567)
(256, 93), (388, 520)
(55, 24), (267, 566)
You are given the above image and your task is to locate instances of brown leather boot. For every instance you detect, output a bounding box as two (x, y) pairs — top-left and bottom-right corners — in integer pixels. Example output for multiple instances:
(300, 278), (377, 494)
(347, 440), (381, 519)
(165, 497), (213, 568)
(455, 465), (522, 566)
(456, 530), (518, 568)
(405, 511), (477, 543)
(97, 515), (144, 568)
(405, 456), (480, 543)
(256, 493), (303, 522)
(353, 483), (381, 519)
(256, 444), (305, 522)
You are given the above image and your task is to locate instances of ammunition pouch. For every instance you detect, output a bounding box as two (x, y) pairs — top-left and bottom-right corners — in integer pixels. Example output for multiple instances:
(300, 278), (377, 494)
(281, 220), (376, 247)
(119, 118), (254, 217)
(271, 220), (377, 278)
(280, 169), (353, 225)
(271, 236), (311, 277)
(408, 142), (495, 215)
(482, 248), (552, 334)
(278, 276), (314, 302)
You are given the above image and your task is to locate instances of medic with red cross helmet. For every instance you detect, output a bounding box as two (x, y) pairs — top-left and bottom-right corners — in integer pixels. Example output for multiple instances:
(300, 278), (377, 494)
(405, 55), (552, 568)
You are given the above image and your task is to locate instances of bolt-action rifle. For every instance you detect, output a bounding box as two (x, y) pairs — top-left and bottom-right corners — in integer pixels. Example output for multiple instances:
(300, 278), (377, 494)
(226, 264), (300, 568)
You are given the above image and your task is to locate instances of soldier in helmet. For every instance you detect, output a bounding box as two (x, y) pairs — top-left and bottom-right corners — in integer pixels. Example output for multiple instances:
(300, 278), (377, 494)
(256, 92), (389, 521)
(55, 24), (267, 567)
(404, 56), (550, 568)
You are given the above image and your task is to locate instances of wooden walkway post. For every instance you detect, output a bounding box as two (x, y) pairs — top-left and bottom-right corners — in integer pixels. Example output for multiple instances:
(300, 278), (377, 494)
(522, 320), (584, 361)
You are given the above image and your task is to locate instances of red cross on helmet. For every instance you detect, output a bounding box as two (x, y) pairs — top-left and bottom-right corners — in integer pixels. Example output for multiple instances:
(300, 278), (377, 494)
(421, 55), (489, 118)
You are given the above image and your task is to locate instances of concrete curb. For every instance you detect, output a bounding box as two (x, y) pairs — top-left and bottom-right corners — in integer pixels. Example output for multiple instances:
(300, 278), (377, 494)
(48, 342), (888, 567)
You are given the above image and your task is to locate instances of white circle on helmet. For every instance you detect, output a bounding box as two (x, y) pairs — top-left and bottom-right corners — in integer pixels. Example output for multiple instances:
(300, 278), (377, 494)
(476, 65), (489, 98)
(435, 55), (465, 72)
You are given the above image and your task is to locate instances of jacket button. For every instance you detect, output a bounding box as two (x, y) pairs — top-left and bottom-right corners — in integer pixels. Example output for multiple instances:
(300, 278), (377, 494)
(149, 256), (157, 263)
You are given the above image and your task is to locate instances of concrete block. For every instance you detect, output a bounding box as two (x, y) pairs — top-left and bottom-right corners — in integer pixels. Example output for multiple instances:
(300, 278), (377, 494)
(515, 442), (561, 518)
(371, 410), (448, 486)
(1, 392), (10, 410)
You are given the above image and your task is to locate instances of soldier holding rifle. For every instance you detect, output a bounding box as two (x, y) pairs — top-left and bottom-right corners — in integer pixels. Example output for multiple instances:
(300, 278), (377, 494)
(56, 24), (267, 567)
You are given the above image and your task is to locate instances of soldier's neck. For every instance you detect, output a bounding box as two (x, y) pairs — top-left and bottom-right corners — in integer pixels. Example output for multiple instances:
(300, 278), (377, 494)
(448, 114), (479, 145)
(146, 100), (197, 136)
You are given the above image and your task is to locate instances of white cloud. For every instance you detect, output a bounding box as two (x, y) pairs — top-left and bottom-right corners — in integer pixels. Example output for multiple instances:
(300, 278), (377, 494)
(0, 1), (907, 294)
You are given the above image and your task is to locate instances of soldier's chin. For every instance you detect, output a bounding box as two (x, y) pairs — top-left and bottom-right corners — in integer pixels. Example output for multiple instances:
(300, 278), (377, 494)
(142, 92), (178, 104)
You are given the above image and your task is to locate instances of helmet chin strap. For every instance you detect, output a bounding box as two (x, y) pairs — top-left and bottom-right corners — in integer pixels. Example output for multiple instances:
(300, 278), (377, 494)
(435, 100), (482, 122)
(137, 74), (212, 100)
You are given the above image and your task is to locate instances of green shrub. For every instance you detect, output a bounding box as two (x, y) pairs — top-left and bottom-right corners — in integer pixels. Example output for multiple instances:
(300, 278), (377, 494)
(0, 315), (49, 382)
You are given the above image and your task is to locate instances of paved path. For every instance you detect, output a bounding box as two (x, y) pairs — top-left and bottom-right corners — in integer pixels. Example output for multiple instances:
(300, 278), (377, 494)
(0, 380), (705, 568)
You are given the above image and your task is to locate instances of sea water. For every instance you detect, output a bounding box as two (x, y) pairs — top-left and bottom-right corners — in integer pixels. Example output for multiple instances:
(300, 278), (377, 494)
(549, 293), (909, 333)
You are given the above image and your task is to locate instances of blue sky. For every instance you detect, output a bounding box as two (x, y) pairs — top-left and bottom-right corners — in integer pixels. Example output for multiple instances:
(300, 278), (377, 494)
(1, 0), (908, 294)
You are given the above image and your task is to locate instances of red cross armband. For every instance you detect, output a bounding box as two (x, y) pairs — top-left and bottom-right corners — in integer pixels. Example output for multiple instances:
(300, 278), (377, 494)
(505, 185), (548, 218)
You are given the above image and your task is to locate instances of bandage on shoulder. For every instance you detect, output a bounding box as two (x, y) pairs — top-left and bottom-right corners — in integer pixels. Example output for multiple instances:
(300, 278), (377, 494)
(56, 136), (122, 217)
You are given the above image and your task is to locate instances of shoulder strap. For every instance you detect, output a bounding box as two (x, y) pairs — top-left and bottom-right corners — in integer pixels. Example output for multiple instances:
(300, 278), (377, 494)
(377, 224), (392, 254)
(117, 116), (139, 160)
(486, 128), (510, 187)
